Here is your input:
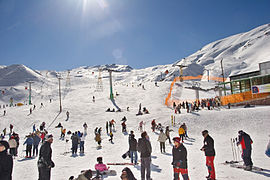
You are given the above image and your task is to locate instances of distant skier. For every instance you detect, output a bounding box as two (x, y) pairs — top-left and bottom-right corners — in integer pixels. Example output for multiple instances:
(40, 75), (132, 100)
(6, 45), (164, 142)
(200, 130), (216, 180)
(3, 110), (6, 116)
(9, 124), (13, 135)
(237, 130), (253, 170)
(3, 128), (6, 136)
(122, 121), (127, 132)
(165, 126), (173, 144)
(178, 126), (185, 142)
(92, 96), (95, 103)
(106, 121), (109, 134)
(138, 121), (144, 132)
(33, 124), (36, 133)
(151, 119), (156, 132)
(95, 132), (102, 146)
(172, 137), (189, 180)
(66, 111), (70, 121)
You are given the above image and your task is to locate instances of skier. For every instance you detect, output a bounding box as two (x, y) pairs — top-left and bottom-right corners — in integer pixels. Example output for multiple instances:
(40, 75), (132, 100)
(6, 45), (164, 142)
(95, 132), (101, 147)
(178, 126), (185, 142)
(165, 126), (173, 144)
(66, 111), (70, 121)
(138, 121), (144, 132)
(237, 130), (253, 170)
(122, 121), (127, 132)
(182, 123), (188, 138)
(60, 128), (66, 140)
(109, 131), (113, 143)
(200, 130), (216, 180)
(8, 136), (17, 157)
(110, 119), (116, 131)
(137, 131), (152, 180)
(129, 134), (138, 165)
(94, 157), (109, 178)
(0, 140), (13, 180)
(92, 96), (95, 103)
(3, 128), (6, 136)
(29, 107), (32, 114)
(33, 133), (41, 156)
(158, 129), (167, 153)
(80, 133), (86, 153)
(23, 133), (33, 158)
(3, 110), (6, 116)
(151, 119), (156, 132)
(37, 134), (55, 180)
(9, 124), (13, 135)
(71, 132), (79, 155)
(172, 137), (189, 180)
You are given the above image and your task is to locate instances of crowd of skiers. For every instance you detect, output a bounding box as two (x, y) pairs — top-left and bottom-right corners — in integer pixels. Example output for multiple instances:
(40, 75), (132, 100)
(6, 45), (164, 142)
(172, 97), (221, 114)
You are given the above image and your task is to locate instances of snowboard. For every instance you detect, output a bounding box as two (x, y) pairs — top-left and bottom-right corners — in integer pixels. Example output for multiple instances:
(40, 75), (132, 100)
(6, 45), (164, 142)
(92, 170), (117, 176)
(230, 164), (263, 171)
(122, 150), (130, 159)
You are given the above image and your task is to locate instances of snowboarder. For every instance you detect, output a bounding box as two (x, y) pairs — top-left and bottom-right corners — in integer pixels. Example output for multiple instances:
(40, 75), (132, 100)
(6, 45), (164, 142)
(200, 130), (216, 180)
(137, 131), (152, 180)
(37, 134), (54, 180)
(158, 129), (167, 153)
(95, 157), (109, 178)
(0, 140), (13, 180)
(172, 137), (189, 180)
(129, 134), (138, 165)
(23, 133), (33, 158)
(237, 130), (253, 170)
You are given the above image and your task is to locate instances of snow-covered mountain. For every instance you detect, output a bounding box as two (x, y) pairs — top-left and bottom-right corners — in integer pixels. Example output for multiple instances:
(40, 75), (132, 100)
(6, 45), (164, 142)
(175, 23), (270, 80)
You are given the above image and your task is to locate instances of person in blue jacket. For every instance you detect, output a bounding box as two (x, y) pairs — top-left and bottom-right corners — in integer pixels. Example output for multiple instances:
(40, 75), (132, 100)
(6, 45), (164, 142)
(23, 133), (34, 158)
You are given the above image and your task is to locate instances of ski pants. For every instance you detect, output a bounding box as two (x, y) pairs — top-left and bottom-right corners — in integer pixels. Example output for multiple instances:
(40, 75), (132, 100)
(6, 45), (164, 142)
(38, 167), (51, 180)
(72, 144), (78, 154)
(242, 149), (253, 166)
(179, 134), (184, 142)
(10, 148), (16, 156)
(80, 141), (85, 152)
(33, 145), (39, 156)
(206, 156), (215, 180)
(173, 168), (189, 180)
(141, 156), (151, 180)
(130, 151), (138, 164)
(160, 142), (165, 153)
(26, 145), (32, 157)
(167, 135), (172, 144)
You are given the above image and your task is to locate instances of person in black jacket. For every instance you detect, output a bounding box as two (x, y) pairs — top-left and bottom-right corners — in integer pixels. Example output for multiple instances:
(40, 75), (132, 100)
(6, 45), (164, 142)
(201, 130), (215, 180)
(37, 134), (54, 180)
(137, 131), (152, 180)
(172, 137), (189, 180)
(129, 134), (138, 164)
(0, 140), (13, 180)
(237, 130), (253, 170)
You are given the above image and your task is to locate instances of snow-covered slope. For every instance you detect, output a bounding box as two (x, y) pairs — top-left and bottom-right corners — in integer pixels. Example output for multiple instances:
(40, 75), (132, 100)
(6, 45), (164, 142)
(175, 23), (270, 80)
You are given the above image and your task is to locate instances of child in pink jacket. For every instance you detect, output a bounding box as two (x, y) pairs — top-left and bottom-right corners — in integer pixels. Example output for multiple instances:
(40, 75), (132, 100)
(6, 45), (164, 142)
(95, 157), (109, 177)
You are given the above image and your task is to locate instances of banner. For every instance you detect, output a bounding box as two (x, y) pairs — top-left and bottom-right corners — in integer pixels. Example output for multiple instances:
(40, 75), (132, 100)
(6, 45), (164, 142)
(252, 83), (270, 94)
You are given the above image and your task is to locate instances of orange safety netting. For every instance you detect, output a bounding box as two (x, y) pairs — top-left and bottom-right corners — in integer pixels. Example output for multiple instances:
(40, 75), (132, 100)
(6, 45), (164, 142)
(165, 75), (228, 106)
(220, 91), (270, 105)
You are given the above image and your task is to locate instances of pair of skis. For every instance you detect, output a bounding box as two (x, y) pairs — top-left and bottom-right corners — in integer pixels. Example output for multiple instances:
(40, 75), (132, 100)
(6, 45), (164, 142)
(230, 137), (241, 162)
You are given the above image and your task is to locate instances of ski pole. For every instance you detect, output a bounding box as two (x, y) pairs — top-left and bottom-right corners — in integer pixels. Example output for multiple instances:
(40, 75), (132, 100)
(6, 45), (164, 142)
(230, 138), (235, 161)
(232, 139), (238, 161)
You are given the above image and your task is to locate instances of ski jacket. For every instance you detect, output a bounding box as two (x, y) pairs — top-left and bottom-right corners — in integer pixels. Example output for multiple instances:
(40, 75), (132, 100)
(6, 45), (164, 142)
(172, 143), (188, 169)
(137, 137), (152, 158)
(95, 163), (108, 172)
(238, 132), (253, 151)
(37, 141), (54, 169)
(178, 127), (185, 135)
(23, 137), (33, 146)
(129, 137), (137, 151)
(0, 142), (13, 180)
(158, 132), (167, 143)
(202, 135), (215, 156)
(95, 134), (101, 142)
(71, 134), (79, 145)
(8, 139), (17, 149)
(33, 135), (41, 146)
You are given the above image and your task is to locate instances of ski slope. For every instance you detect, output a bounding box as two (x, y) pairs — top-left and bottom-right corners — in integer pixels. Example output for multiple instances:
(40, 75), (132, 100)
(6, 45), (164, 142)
(0, 71), (270, 180)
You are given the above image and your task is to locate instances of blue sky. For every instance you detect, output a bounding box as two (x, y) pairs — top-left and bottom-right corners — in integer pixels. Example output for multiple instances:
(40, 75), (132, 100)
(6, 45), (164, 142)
(1, 0), (270, 70)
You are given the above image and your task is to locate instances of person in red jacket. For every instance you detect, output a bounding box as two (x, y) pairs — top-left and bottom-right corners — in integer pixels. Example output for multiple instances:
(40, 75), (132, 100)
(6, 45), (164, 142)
(237, 130), (253, 170)
(172, 137), (189, 180)
(201, 130), (215, 180)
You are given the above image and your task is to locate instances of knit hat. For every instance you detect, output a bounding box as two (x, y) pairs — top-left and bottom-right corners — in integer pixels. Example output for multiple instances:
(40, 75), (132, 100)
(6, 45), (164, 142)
(45, 134), (53, 141)
(97, 157), (103, 163)
(172, 137), (181, 144)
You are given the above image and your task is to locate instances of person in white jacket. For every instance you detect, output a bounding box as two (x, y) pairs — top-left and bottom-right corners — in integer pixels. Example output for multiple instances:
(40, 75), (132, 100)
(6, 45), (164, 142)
(158, 129), (167, 153)
(8, 136), (17, 156)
